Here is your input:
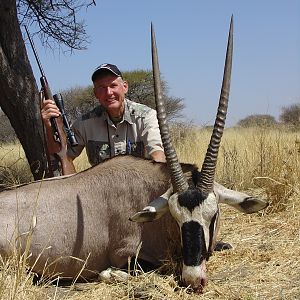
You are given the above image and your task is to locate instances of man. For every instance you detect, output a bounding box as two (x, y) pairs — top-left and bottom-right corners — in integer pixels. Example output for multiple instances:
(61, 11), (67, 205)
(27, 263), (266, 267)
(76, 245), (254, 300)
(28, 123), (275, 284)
(41, 63), (166, 174)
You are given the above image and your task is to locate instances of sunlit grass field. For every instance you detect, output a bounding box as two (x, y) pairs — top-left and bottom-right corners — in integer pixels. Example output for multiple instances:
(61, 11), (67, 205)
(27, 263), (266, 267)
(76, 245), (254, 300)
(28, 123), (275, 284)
(0, 126), (299, 299)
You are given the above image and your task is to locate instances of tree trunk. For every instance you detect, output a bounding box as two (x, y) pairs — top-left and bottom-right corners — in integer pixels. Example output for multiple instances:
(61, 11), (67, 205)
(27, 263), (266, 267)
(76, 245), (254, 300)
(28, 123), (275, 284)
(0, 0), (47, 180)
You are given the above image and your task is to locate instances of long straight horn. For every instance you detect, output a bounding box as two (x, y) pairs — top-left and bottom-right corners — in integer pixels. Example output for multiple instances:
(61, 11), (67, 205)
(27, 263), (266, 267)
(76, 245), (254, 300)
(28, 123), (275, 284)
(151, 23), (189, 193)
(196, 16), (233, 193)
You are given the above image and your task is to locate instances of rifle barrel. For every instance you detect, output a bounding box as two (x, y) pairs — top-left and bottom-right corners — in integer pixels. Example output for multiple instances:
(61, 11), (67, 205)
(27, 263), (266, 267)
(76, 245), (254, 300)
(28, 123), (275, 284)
(24, 26), (45, 77)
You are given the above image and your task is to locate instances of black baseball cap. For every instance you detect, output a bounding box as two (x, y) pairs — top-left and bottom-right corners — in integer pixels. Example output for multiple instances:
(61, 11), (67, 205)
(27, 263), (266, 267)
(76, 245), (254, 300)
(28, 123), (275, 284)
(91, 63), (123, 81)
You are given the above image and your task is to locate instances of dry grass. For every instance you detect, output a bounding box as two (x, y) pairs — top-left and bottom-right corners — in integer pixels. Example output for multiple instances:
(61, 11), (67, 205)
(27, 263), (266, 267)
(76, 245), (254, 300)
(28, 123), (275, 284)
(207, 200), (300, 300)
(0, 126), (299, 299)
(0, 143), (32, 190)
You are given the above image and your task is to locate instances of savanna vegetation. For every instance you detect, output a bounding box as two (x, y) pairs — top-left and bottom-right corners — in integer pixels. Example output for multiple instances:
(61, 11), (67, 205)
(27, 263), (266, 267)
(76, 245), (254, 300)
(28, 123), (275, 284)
(0, 125), (299, 299)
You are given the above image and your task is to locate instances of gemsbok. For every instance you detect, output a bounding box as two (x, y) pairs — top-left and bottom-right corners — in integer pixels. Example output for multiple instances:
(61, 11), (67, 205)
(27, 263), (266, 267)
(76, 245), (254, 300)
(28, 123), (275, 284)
(0, 17), (268, 293)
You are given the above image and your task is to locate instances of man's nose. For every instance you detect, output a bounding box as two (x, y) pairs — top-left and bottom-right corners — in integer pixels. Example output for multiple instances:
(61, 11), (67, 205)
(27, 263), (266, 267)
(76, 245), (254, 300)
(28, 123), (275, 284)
(105, 87), (113, 95)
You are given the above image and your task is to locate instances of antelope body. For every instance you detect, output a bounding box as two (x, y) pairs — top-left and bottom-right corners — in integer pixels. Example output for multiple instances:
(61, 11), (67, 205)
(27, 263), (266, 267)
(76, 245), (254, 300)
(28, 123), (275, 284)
(0, 156), (187, 278)
(0, 156), (266, 291)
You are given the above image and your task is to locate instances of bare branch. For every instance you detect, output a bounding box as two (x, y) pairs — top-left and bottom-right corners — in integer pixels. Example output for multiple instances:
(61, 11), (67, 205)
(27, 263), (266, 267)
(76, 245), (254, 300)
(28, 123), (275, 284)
(17, 0), (95, 52)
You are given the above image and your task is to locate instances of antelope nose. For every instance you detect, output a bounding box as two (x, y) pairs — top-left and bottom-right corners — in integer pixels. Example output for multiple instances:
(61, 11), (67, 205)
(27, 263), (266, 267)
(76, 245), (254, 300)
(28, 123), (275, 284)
(193, 276), (208, 294)
(182, 276), (208, 294)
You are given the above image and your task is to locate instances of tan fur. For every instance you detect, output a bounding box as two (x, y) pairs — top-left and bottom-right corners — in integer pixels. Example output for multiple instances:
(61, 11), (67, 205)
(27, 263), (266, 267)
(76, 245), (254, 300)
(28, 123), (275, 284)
(0, 155), (192, 279)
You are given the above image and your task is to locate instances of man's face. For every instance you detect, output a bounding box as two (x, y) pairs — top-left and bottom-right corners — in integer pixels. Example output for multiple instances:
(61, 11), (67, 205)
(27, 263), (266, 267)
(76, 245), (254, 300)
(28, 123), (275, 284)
(93, 74), (128, 117)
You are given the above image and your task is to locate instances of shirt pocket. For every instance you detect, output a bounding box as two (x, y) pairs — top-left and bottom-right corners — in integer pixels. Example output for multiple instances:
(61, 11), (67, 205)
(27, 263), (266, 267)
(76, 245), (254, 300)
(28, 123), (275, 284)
(128, 141), (144, 157)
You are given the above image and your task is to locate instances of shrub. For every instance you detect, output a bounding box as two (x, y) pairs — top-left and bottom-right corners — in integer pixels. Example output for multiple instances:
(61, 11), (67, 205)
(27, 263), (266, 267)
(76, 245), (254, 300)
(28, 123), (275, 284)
(237, 114), (278, 128)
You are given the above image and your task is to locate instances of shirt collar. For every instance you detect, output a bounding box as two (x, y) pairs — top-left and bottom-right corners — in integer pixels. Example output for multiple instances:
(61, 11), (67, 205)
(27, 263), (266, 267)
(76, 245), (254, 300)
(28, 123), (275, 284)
(123, 99), (134, 124)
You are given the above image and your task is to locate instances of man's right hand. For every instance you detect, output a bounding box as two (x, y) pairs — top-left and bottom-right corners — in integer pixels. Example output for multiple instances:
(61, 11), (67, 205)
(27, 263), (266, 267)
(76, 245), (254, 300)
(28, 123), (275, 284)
(41, 99), (61, 128)
(40, 96), (63, 154)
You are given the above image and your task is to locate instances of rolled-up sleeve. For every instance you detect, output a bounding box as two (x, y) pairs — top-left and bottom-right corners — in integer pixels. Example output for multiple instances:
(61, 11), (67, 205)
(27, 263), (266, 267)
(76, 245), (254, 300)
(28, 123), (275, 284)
(141, 109), (164, 156)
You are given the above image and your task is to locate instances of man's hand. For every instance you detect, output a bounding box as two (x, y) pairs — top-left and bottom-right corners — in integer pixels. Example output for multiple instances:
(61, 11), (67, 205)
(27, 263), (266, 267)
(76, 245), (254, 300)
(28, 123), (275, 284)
(41, 99), (61, 128)
(150, 150), (166, 163)
(40, 96), (62, 154)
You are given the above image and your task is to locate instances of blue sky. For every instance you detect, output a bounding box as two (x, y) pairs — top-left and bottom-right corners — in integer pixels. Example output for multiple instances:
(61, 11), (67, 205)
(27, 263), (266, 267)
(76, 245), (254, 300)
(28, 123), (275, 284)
(26, 0), (300, 127)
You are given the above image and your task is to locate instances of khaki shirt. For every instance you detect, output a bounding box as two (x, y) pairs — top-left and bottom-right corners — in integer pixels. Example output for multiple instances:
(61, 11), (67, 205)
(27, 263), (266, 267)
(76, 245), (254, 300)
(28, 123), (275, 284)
(67, 99), (163, 166)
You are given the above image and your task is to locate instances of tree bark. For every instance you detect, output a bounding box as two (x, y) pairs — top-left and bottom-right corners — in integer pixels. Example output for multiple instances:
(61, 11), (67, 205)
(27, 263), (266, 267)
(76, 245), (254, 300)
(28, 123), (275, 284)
(0, 0), (47, 180)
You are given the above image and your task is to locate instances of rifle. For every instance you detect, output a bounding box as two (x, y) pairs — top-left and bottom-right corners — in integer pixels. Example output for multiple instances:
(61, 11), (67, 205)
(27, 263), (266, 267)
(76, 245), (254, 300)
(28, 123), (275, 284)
(25, 26), (78, 177)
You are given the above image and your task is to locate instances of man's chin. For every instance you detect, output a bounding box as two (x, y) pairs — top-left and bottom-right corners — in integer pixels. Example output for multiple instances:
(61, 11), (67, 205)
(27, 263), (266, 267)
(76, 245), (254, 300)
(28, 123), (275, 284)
(105, 102), (123, 114)
(104, 101), (118, 107)
(106, 103), (120, 110)
(101, 99), (125, 115)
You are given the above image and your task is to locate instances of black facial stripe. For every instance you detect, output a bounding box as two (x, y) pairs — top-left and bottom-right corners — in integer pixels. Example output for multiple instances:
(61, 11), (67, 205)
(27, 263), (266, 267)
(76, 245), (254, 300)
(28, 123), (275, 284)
(239, 197), (256, 210)
(207, 211), (219, 258)
(178, 188), (208, 213)
(181, 221), (208, 266)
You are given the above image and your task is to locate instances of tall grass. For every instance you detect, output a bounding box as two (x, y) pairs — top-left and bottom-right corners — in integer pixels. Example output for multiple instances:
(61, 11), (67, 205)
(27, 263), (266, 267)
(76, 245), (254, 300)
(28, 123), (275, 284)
(0, 143), (32, 190)
(0, 217), (50, 300)
(172, 125), (300, 212)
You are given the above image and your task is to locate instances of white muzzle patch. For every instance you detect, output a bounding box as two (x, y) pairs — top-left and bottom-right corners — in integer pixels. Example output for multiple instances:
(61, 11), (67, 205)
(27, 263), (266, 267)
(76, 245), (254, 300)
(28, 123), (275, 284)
(182, 260), (207, 292)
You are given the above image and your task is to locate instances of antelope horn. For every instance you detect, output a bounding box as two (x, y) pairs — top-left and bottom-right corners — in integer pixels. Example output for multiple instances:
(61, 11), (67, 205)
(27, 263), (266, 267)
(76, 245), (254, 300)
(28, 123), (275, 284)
(196, 16), (233, 193)
(151, 23), (189, 193)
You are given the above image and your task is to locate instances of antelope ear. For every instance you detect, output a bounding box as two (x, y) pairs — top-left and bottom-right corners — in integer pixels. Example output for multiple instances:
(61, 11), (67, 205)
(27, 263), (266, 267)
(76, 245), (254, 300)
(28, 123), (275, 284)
(129, 188), (172, 222)
(214, 182), (268, 214)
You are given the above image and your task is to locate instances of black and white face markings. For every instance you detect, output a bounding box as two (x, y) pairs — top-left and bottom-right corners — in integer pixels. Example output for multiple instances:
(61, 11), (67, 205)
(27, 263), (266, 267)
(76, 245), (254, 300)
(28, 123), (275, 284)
(168, 187), (219, 289)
